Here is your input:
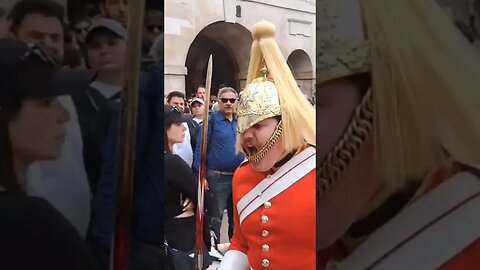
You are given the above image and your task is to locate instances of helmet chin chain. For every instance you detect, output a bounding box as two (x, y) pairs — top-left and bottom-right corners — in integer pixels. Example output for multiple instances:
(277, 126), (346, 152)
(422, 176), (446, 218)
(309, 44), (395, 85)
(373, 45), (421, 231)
(317, 89), (373, 198)
(245, 121), (283, 164)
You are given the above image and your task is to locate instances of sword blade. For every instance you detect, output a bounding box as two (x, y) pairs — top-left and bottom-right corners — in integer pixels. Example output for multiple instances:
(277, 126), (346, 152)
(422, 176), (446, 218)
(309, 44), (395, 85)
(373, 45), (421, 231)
(196, 54), (213, 270)
(111, 1), (145, 269)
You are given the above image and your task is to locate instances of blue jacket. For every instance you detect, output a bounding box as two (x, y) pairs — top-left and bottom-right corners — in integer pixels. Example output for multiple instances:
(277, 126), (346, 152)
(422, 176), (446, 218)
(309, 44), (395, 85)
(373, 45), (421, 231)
(87, 62), (164, 268)
(193, 111), (245, 175)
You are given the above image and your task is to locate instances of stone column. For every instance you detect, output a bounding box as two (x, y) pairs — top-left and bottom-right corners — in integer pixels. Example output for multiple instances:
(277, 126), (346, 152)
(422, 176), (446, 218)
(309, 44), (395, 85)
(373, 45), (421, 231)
(164, 65), (188, 95)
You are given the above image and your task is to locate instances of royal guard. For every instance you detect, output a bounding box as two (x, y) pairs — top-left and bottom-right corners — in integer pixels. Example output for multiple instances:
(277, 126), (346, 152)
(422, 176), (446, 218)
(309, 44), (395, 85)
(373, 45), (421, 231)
(217, 21), (316, 269)
(316, 0), (480, 269)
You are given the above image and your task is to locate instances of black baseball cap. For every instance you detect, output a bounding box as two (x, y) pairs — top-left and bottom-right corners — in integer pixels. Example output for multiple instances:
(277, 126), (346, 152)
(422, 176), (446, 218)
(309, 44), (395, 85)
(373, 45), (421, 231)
(0, 39), (94, 107)
(164, 105), (192, 127)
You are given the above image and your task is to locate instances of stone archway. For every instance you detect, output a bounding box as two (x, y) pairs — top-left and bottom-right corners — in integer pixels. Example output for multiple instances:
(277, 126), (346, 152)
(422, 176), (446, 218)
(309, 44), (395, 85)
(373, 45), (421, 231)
(287, 49), (314, 97)
(185, 21), (252, 98)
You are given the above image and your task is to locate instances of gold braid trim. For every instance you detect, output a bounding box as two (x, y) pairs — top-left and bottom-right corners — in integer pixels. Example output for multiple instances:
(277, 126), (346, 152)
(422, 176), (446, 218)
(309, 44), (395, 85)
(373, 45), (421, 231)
(317, 89), (374, 198)
(246, 121), (283, 164)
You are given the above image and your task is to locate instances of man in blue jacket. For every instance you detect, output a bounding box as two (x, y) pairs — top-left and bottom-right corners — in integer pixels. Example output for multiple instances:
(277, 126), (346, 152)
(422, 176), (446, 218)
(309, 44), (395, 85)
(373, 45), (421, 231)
(193, 87), (245, 242)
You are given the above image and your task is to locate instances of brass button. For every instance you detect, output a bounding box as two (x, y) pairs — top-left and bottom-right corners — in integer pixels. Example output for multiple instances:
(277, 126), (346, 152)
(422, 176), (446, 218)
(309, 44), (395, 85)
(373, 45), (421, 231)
(262, 244), (270, 252)
(261, 215), (269, 223)
(262, 230), (269, 237)
(262, 259), (270, 267)
(264, 201), (271, 208)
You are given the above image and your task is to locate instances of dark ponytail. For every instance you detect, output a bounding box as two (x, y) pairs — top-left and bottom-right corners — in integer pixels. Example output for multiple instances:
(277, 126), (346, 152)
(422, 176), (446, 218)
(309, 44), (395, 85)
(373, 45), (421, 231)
(0, 102), (22, 193)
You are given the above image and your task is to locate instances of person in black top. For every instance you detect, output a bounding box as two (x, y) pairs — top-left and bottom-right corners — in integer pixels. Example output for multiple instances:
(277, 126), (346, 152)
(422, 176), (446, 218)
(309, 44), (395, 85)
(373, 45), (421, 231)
(0, 40), (100, 270)
(164, 105), (216, 267)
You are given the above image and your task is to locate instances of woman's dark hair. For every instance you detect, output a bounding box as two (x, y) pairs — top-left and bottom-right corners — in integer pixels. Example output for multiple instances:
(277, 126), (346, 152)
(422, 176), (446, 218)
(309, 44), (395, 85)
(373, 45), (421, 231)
(164, 123), (174, 155)
(0, 102), (22, 193)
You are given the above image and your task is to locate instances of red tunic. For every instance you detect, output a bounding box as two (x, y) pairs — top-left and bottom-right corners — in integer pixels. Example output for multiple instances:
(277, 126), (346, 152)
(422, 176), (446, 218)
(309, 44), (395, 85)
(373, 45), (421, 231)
(317, 165), (480, 270)
(228, 162), (316, 269)
(440, 239), (480, 270)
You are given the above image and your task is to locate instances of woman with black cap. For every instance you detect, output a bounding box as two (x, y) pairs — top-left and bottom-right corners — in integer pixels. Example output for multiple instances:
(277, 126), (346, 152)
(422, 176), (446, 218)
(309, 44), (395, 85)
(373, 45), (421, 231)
(0, 39), (99, 269)
(164, 104), (215, 269)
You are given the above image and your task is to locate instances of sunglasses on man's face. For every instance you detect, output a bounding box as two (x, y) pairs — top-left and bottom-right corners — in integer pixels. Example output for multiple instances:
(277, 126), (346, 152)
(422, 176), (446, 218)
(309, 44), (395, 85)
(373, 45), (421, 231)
(220, 98), (237, 104)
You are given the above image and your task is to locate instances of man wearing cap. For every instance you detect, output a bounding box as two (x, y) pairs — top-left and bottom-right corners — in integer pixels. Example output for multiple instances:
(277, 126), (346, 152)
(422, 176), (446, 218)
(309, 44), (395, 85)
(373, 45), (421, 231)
(87, 32), (167, 270)
(85, 18), (126, 100)
(71, 18), (127, 194)
(188, 97), (204, 150)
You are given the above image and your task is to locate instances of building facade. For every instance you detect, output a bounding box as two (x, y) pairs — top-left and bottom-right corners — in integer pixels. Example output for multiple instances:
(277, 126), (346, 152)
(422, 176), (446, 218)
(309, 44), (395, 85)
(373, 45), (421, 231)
(165, 0), (316, 98)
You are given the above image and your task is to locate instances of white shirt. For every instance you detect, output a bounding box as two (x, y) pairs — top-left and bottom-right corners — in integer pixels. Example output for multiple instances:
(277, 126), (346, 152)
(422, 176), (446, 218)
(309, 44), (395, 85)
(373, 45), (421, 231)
(173, 122), (193, 167)
(212, 102), (219, 112)
(193, 118), (202, 124)
(27, 96), (91, 239)
(90, 81), (122, 99)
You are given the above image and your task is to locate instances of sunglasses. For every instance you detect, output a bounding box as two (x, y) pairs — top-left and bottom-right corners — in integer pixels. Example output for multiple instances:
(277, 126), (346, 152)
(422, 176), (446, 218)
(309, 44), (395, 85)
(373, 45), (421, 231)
(220, 98), (237, 104)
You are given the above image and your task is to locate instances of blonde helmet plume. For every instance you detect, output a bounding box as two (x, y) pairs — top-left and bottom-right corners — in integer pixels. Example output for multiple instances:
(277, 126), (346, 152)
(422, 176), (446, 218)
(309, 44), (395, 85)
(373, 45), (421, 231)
(246, 20), (315, 152)
(362, 0), (480, 190)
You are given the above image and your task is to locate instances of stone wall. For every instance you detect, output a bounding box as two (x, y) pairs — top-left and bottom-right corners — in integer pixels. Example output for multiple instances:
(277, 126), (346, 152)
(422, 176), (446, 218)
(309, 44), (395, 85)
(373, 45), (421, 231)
(165, 0), (316, 97)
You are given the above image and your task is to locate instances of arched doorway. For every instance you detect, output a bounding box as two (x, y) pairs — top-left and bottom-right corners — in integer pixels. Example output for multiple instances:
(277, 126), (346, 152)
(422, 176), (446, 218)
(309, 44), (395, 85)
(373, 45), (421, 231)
(287, 49), (314, 97)
(185, 21), (252, 98)
(66, 0), (164, 22)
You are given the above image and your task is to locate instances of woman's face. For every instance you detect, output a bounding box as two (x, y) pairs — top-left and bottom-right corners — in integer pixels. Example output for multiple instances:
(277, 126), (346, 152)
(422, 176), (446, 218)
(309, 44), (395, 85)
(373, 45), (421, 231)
(167, 122), (186, 145)
(9, 98), (70, 163)
(241, 117), (285, 172)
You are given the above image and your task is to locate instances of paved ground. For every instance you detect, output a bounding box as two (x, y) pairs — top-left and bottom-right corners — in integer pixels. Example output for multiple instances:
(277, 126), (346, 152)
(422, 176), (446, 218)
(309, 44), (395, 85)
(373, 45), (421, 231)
(204, 212), (228, 269)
